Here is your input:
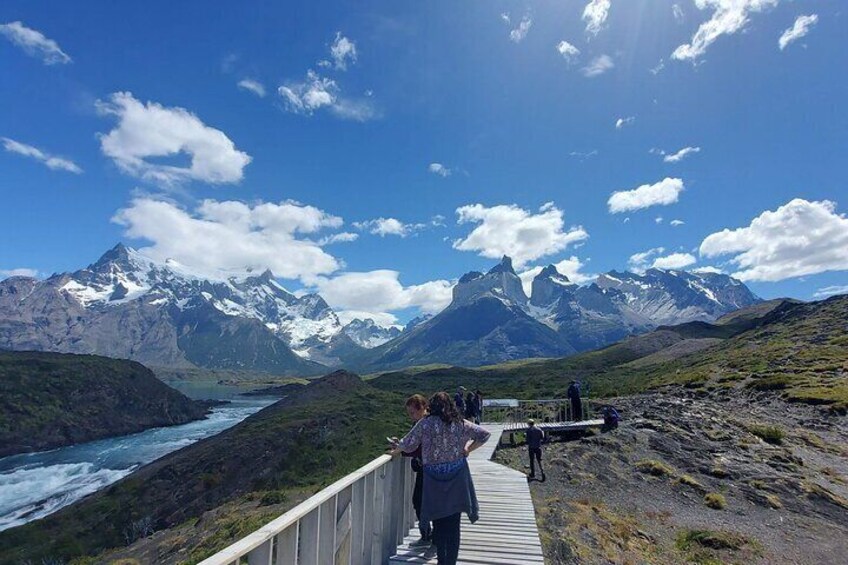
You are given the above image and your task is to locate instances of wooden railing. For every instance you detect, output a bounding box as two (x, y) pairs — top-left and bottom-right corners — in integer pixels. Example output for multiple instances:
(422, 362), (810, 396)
(198, 454), (415, 565)
(482, 399), (593, 424)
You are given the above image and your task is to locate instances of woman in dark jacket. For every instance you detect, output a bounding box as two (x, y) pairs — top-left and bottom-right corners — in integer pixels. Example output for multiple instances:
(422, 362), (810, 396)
(394, 392), (490, 565)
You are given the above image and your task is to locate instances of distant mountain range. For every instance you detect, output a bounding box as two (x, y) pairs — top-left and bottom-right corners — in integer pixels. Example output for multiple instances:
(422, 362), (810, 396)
(0, 245), (761, 374)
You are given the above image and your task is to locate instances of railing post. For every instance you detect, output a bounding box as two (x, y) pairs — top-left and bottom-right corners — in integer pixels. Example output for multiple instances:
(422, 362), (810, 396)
(370, 465), (388, 564)
(334, 485), (353, 564)
(362, 470), (376, 564)
(298, 508), (320, 565)
(247, 539), (272, 565)
(350, 478), (365, 565)
(317, 497), (336, 564)
(275, 521), (298, 565)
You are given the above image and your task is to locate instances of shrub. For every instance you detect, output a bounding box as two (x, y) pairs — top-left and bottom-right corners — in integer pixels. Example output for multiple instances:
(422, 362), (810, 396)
(747, 424), (785, 445)
(676, 529), (746, 551)
(635, 459), (674, 477)
(704, 493), (727, 509)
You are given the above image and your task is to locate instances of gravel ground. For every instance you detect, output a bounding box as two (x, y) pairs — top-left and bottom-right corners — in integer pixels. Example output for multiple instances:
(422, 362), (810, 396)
(493, 389), (848, 564)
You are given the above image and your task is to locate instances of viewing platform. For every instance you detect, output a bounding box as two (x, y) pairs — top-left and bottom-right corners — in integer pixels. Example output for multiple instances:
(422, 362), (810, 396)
(199, 400), (601, 565)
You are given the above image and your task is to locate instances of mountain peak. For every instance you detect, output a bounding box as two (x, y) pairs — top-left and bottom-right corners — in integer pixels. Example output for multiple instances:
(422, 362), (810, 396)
(536, 264), (570, 282)
(487, 256), (516, 275)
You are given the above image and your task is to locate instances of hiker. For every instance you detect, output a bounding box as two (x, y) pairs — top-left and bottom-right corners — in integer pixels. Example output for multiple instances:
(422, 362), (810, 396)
(392, 392), (490, 565)
(567, 380), (582, 422)
(601, 405), (620, 432)
(464, 390), (477, 421)
(401, 394), (432, 545)
(474, 390), (483, 424)
(454, 386), (466, 415)
(526, 419), (545, 480)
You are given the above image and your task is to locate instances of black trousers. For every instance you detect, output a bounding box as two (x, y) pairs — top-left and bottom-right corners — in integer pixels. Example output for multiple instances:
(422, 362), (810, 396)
(432, 512), (461, 564)
(529, 447), (543, 477)
(571, 397), (582, 421)
(412, 471), (431, 537)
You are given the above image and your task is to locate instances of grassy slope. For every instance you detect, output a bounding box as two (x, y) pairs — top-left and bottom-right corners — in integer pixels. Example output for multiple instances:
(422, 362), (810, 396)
(0, 371), (408, 564)
(370, 296), (848, 411)
(0, 351), (209, 457)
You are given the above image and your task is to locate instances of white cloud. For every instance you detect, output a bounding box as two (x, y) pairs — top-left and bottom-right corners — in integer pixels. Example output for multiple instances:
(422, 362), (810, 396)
(582, 0), (611, 36)
(663, 146), (701, 162)
(353, 217), (425, 238)
(312, 270), (454, 318)
(2, 137), (82, 174)
(329, 32), (357, 70)
(278, 70), (377, 121)
(655, 216), (664, 224)
(336, 310), (399, 328)
(518, 256), (594, 296)
(650, 60), (666, 75)
(96, 92), (251, 187)
(500, 13), (511, 25)
(582, 54), (614, 77)
(0, 267), (39, 279)
(0, 21), (71, 64)
(615, 116), (635, 129)
(556, 40), (580, 63)
(673, 3), (685, 22)
(569, 150), (598, 160)
(670, 219), (685, 226)
(672, 0), (778, 62)
(509, 15), (533, 43)
(692, 265), (723, 274)
(652, 252), (697, 270)
(317, 232), (358, 245)
(779, 14), (818, 50)
(700, 198), (848, 282)
(629, 248), (696, 272)
(453, 203), (588, 268)
(813, 285), (848, 299)
(428, 163), (451, 177)
(608, 177), (685, 213)
(112, 198), (347, 283)
(237, 79), (266, 97)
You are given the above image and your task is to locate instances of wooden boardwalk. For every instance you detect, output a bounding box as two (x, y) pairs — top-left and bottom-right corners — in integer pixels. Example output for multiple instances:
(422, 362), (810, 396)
(503, 418), (605, 434)
(389, 424), (545, 564)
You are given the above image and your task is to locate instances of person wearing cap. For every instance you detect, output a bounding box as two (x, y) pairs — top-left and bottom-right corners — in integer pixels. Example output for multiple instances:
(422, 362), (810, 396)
(526, 419), (545, 480)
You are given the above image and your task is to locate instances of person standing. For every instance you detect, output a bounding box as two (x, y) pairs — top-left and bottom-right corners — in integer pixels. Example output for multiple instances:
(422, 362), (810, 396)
(464, 390), (476, 421)
(474, 390), (483, 424)
(400, 394), (432, 546)
(454, 386), (466, 415)
(567, 380), (582, 422)
(526, 419), (545, 480)
(393, 392), (490, 565)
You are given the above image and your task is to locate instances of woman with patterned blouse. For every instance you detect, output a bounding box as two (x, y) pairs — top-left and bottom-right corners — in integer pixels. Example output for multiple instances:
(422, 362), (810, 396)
(393, 391), (491, 565)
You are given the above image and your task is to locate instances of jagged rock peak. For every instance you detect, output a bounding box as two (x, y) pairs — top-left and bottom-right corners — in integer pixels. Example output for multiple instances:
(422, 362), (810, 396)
(487, 255), (516, 275)
(536, 264), (570, 282)
(458, 271), (484, 284)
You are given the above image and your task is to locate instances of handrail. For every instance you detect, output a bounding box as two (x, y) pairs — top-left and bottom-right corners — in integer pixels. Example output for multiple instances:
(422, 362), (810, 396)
(198, 453), (415, 565)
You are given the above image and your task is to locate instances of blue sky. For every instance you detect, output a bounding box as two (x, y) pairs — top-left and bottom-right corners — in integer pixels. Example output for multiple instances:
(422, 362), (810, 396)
(2, 1), (847, 325)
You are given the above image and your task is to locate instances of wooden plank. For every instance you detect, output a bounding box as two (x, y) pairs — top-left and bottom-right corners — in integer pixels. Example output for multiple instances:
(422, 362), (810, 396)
(274, 522), (298, 565)
(247, 539), (272, 565)
(298, 508), (320, 565)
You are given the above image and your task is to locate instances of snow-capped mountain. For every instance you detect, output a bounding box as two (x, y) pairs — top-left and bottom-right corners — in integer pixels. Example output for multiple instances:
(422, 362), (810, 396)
(0, 244), (355, 373)
(342, 319), (402, 348)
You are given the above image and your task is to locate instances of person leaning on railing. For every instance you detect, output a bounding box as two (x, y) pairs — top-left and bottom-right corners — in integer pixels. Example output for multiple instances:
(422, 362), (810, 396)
(390, 392), (490, 565)
(395, 394), (432, 546)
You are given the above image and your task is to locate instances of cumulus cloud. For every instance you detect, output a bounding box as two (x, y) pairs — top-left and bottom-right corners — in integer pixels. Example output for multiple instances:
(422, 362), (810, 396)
(278, 70), (376, 121)
(428, 163), (451, 177)
(652, 252), (697, 270)
(582, 54), (614, 77)
(813, 285), (848, 299)
(670, 219), (685, 226)
(0, 21), (71, 64)
(96, 92), (251, 187)
(583, 0), (611, 36)
(779, 14), (818, 50)
(608, 178), (685, 214)
(453, 203), (588, 268)
(0, 267), (39, 279)
(335, 310), (400, 328)
(672, 0), (778, 62)
(112, 198), (348, 283)
(2, 137), (82, 174)
(237, 79), (266, 97)
(518, 256), (594, 296)
(556, 40), (581, 63)
(700, 198), (848, 282)
(311, 270), (454, 320)
(629, 247), (696, 272)
(692, 265), (724, 274)
(328, 32), (357, 70)
(662, 146), (701, 162)
(353, 217), (425, 238)
(615, 116), (635, 129)
(509, 15), (533, 43)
